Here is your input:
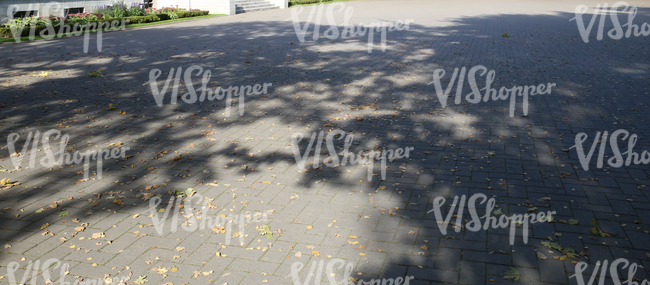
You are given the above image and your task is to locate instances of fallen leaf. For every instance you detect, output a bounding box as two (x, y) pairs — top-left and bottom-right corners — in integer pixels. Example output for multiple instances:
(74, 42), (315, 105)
(133, 276), (147, 284)
(503, 268), (520, 281)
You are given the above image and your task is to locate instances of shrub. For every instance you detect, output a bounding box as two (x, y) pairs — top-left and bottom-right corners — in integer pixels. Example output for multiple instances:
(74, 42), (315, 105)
(127, 3), (146, 16)
(3, 15), (64, 29)
(68, 12), (103, 26)
(94, 0), (145, 18)
(145, 7), (161, 15)
(160, 5), (186, 13)
(0, 10), (208, 39)
(289, 0), (332, 6)
(123, 14), (160, 24)
(175, 11), (209, 18)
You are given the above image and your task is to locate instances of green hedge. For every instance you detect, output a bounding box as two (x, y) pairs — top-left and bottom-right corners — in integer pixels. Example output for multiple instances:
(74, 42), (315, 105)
(1, 11), (209, 39)
(1, 20), (131, 39)
(289, 0), (332, 6)
(175, 11), (209, 18)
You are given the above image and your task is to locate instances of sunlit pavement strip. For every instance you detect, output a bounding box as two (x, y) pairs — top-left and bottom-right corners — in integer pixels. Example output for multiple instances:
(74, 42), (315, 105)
(0, 0), (649, 284)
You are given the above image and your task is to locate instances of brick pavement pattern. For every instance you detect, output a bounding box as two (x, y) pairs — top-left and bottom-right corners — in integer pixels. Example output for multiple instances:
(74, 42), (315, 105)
(0, 0), (649, 284)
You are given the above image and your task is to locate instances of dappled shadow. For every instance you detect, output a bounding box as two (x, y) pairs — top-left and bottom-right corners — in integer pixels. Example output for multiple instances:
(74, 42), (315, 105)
(0, 2), (649, 284)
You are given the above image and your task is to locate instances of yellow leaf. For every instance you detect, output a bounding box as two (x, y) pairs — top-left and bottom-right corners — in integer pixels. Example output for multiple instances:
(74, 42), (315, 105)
(359, 253), (365, 256)
(171, 266), (178, 272)
(307, 225), (313, 230)
(348, 236), (359, 239)
(70, 245), (76, 248)
(312, 251), (320, 257)
(348, 241), (358, 245)
(41, 223), (49, 230)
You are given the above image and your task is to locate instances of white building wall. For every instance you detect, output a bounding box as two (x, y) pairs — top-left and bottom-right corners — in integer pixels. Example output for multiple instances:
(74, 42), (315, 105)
(266, 0), (286, 9)
(154, 0), (233, 15)
(1, 0), (115, 20)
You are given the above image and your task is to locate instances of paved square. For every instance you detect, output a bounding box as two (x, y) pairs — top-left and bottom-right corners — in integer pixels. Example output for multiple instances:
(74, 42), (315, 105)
(1, 0), (649, 284)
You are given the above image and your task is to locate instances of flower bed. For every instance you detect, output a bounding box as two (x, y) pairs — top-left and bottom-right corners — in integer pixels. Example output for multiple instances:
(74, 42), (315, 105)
(289, 0), (333, 6)
(0, 7), (209, 39)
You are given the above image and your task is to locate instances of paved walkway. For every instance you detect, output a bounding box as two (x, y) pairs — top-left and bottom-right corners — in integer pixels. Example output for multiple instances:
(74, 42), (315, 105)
(1, 0), (649, 284)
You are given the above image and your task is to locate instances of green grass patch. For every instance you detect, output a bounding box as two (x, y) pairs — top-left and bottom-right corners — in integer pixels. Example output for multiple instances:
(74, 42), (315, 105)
(0, 14), (222, 43)
(289, 0), (353, 7)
